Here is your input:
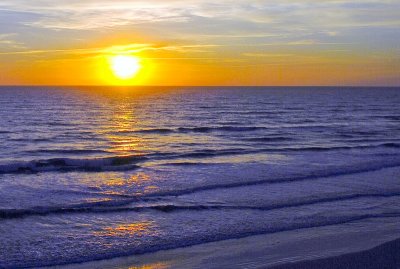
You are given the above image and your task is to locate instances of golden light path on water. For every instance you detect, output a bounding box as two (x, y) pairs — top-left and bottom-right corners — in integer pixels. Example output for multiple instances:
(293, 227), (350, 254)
(93, 221), (156, 237)
(84, 101), (161, 195)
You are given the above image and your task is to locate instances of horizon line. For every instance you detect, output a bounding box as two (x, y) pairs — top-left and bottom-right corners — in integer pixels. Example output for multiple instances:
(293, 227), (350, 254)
(0, 85), (399, 88)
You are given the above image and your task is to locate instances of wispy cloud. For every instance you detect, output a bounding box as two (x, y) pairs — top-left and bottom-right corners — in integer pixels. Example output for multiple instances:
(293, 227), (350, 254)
(1, 0), (397, 59)
(0, 33), (25, 49)
(0, 43), (221, 57)
(1, 0), (399, 31)
(242, 53), (293, 58)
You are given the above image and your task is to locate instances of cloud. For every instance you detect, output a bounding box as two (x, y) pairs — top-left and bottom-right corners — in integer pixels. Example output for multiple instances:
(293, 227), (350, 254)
(0, 33), (25, 49)
(242, 53), (293, 57)
(1, 0), (398, 31)
(0, 1), (192, 29)
(0, 43), (220, 57)
(0, 0), (397, 58)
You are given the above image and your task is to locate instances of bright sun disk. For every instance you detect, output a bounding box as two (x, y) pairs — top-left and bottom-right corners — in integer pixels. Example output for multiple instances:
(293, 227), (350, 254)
(110, 55), (141, 79)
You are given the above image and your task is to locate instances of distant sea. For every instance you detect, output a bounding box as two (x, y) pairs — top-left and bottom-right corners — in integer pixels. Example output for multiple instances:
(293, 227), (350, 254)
(1, 86), (400, 268)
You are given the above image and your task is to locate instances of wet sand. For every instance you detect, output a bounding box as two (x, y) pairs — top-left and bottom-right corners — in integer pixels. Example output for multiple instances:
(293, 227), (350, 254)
(270, 237), (400, 269)
(46, 216), (400, 269)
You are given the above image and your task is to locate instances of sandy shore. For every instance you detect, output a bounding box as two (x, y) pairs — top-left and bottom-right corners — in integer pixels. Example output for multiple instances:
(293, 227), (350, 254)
(270, 237), (400, 269)
(44, 216), (400, 269)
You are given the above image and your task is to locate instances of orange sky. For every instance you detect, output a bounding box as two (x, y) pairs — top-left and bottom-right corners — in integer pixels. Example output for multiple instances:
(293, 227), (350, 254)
(0, 1), (399, 86)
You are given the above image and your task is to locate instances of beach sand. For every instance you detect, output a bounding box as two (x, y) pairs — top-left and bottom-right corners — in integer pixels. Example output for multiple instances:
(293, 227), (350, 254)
(45, 216), (400, 269)
(270, 238), (400, 269)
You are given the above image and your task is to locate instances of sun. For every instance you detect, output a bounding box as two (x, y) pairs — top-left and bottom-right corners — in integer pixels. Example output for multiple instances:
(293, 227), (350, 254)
(110, 55), (141, 80)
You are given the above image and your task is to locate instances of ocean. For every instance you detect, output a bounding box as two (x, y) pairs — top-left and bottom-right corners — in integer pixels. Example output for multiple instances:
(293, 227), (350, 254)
(0, 86), (399, 268)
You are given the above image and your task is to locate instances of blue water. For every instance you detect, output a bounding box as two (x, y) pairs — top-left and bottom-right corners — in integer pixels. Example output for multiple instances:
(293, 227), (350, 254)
(0, 86), (400, 268)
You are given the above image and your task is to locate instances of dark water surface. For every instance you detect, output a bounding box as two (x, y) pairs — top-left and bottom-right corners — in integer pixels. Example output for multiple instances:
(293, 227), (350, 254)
(0, 86), (399, 268)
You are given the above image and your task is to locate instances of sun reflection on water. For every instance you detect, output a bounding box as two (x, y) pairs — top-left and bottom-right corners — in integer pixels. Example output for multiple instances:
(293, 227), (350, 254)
(101, 103), (152, 156)
(94, 221), (156, 237)
(105, 172), (152, 187)
(128, 262), (170, 269)
(79, 170), (158, 197)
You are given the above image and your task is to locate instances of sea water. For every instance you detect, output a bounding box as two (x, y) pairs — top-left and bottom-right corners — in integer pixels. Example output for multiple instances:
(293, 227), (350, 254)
(0, 86), (399, 268)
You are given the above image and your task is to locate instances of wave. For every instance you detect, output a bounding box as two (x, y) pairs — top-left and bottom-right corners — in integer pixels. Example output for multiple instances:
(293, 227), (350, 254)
(133, 128), (175, 134)
(373, 115), (400, 121)
(337, 130), (381, 136)
(333, 138), (400, 144)
(0, 155), (145, 174)
(115, 125), (362, 135)
(2, 191), (400, 219)
(45, 122), (74, 127)
(113, 126), (266, 135)
(381, 142), (400, 148)
(0, 148), (262, 174)
(174, 143), (400, 158)
(26, 149), (110, 155)
(178, 126), (262, 133)
(242, 136), (294, 142)
(146, 160), (400, 198)
(10, 138), (54, 142)
(154, 143), (400, 161)
(172, 148), (253, 158)
(2, 142), (399, 175)
(274, 143), (400, 152)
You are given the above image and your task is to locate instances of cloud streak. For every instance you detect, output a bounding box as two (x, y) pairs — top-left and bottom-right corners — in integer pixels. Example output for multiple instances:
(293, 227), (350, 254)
(0, 43), (221, 57)
(0, 33), (25, 49)
(1, 0), (399, 31)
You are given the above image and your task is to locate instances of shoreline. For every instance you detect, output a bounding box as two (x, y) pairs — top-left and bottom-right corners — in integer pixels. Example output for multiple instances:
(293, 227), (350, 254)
(45, 216), (400, 269)
(270, 237), (400, 269)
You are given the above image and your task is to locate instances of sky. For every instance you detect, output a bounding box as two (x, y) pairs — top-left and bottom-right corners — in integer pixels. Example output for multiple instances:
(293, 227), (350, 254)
(0, 0), (399, 86)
